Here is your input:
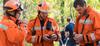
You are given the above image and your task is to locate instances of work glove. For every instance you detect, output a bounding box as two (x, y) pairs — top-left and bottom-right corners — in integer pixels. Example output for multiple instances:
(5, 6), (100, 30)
(50, 34), (57, 40)
(73, 34), (83, 43)
(43, 34), (51, 41)
(32, 36), (37, 43)
(46, 21), (53, 31)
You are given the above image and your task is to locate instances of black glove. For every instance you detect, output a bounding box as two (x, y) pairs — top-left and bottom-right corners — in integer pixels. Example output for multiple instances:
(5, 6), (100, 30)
(46, 21), (53, 30)
(16, 20), (22, 25)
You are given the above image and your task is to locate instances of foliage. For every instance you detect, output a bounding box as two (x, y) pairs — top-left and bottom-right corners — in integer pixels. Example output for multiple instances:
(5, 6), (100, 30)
(19, 0), (100, 27)
(0, 0), (100, 46)
(0, 0), (100, 26)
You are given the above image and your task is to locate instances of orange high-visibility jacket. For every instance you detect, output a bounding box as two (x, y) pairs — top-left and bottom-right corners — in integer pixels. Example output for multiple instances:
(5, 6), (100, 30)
(0, 16), (26, 46)
(26, 17), (60, 46)
(74, 6), (100, 46)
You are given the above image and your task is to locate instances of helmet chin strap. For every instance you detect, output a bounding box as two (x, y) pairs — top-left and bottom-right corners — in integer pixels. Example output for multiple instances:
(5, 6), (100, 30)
(6, 10), (17, 18)
(6, 12), (20, 25)
(5, 11), (18, 24)
(38, 14), (44, 21)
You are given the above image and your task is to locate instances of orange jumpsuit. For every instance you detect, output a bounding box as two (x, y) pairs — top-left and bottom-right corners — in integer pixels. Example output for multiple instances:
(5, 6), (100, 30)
(26, 17), (60, 46)
(0, 16), (26, 46)
(74, 6), (100, 46)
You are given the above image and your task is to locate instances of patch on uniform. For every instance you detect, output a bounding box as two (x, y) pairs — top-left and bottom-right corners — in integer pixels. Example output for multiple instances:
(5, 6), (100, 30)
(0, 24), (8, 30)
(79, 19), (93, 24)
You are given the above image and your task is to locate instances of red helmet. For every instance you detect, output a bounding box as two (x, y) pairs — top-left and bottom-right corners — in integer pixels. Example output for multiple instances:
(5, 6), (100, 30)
(4, 0), (22, 11)
(37, 1), (49, 12)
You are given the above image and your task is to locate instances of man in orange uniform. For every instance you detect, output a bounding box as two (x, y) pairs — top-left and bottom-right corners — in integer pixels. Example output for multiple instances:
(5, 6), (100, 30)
(0, 0), (26, 46)
(73, 0), (100, 46)
(26, 1), (60, 46)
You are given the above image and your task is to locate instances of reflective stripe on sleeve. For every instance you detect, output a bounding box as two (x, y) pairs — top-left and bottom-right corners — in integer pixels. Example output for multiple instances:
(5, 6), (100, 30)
(0, 24), (8, 30)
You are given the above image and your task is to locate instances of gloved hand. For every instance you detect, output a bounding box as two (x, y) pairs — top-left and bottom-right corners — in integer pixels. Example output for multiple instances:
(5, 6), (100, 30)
(50, 34), (57, 40)
(32, 36), (37, 43)
(43, 34), (51, 41)
(73, 34), (83, 43)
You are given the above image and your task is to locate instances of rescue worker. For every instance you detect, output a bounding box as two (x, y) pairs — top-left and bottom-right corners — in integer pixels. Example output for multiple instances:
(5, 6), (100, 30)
(0, 0), (26, 46)
(73, 0), (100, 46)
(26, 1), (60, 46)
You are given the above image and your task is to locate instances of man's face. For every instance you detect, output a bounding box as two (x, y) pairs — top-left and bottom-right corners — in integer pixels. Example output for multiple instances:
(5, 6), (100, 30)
(6, 9), (22, 19)
(75, 5), (86, 15)
(39, 11), (48, 20)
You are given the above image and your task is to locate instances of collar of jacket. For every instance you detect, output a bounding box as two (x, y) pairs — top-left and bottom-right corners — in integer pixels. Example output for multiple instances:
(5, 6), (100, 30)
(86, 6), (94, 15)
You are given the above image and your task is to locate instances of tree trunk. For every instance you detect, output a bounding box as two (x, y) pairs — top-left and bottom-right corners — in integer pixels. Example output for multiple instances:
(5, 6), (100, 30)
(3, 0), (9, 5)
(3, 0), (9, 13)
